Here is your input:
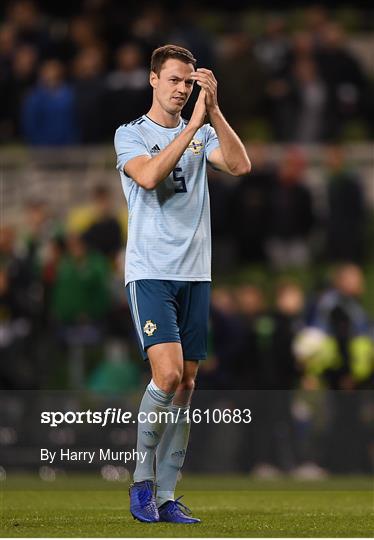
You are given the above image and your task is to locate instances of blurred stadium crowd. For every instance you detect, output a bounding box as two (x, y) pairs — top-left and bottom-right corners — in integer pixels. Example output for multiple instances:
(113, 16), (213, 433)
(1, 154), (373, 393)
(1, 0), (373, 144)
(1, 1), (373, 475)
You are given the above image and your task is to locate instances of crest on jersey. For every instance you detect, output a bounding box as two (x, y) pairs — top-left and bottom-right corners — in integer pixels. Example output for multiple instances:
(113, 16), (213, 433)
(187, 139), (204, 155)
(143, 320), (157, 336)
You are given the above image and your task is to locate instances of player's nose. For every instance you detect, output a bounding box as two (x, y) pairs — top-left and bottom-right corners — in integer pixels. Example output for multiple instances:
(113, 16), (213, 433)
(176, 81), (187, 95)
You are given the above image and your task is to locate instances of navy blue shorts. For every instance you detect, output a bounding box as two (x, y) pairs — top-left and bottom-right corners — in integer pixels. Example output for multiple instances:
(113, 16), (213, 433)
(126, 280), (211, 361)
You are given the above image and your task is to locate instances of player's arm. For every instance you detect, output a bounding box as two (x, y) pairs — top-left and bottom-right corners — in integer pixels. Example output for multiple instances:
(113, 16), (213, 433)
(124, 91), (207, 190)
(190, 68), (251, 177)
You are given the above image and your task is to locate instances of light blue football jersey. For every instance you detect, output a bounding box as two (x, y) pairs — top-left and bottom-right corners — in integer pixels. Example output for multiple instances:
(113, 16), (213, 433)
(114, 114), (220, 285)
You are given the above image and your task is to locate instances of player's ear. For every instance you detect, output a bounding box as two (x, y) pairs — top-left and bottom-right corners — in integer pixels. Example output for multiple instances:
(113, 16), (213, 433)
(150, 71), (158, 89)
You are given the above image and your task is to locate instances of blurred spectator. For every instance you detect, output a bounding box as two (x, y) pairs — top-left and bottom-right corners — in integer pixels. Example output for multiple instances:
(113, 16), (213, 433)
(0, 24), (18, 140)
(235, 282), (303, 389)
(263, 30), (315, 141)
(69, 16), (102, 51)
(21, 59), (79, 145)
(0, 264), (34, 388)
(70, 15), (100, 51)
(231, 144), (275, 263)
(130, 5), (169, 59)
(316, 22), (369, 138)
(6, 0), (50, 55)
(266, 148), (315, 269)
(17, 200), (55, 374)
(216, 31), (266, 134)
(235, 284), (267, 388)
(41, 235), (66, 325)
(271, 281), (305, 388)
(325, 145), (366, 262)
(83, 184), (123, 258)
(66, 184), (126, 253)
(50, 233), (112, 388)
(266, 32), (328, 142)
(104, 42), (150, 136)
(208, 169), (237, 273)
(8, 199), (50, 327)
(19, 198), (50, 272)
(310, 264), (372, 388)
(72, 46), (106, 143)
(168, 3), (215, 68)
(87, 340), (141, 393)
(292, 57), (327, 142)
(199, 287), (246, 389)
(236, 283), (301, 473)
(254, 15), (290, 78)
(7, 45), (39, 137)
(265, 70), (294, 141)
(0, 226), (31, 318)
(0, 227), (36, 388)
(0, 210), (43, 326)
(304, 5), (330, 46)
(51, 234), (111, 325)
(291, 30), (317, 62)
(309, 264), (373, 472)
(106, 253), (135, 343)
(236, 285), (266, 320)
(0, 24), (17, 77)
(55, 15), (104, 63)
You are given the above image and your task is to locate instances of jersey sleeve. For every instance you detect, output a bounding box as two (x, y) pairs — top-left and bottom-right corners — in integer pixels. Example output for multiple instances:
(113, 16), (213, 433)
(114, 125), (150, 174)
(204, 124), (220, 161)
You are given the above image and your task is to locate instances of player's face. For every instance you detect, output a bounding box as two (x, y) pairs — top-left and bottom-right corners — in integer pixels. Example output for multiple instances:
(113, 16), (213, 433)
(150, 59), (195, 114)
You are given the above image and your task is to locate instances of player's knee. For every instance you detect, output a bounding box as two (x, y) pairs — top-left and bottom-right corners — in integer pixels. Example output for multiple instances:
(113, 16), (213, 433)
(161, 370), (182, 393)
(179, 377), (195, 393)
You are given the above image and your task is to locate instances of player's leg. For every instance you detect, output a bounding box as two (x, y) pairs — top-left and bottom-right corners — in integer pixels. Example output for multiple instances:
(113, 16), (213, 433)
(155, 360), (198, 506)
(148, 342), (184, 394)
(129, 343), (183, 522)
(133, 342), (184, 483)
(156, 282), (210, 523)
(126, 280), (183, 522)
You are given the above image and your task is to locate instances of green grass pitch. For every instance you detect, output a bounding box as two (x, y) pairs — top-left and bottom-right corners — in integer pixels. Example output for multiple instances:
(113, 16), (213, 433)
(1, 474), (373, 537)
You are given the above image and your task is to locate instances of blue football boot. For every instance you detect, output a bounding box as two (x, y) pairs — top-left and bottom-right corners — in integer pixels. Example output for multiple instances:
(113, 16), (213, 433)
(129, 480), (159, 522)
(158, 496), (201, 524)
